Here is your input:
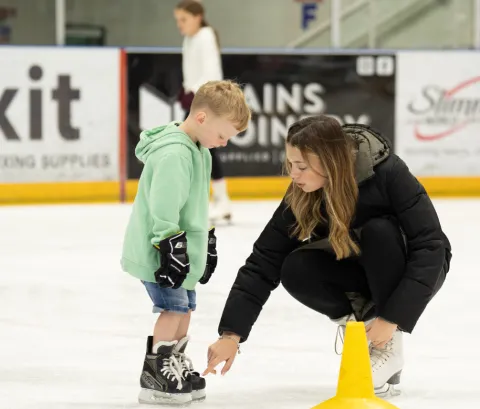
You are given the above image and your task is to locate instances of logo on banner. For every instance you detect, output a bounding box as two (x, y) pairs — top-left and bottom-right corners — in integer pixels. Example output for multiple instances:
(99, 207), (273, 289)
(407, 76), (480, 142)
(139, 84), (185, 130)
(138, 83), (371, 142)
(129, 52), (395, 178)
(395, 52), (480, 176)
(237, 82), (370, 147)
(0, 48), (119, 182)
(0, 64), (110, 173)
(217, 82), (372, 169)
(137, 81), (373, 172)
(0, 65), (80, 141)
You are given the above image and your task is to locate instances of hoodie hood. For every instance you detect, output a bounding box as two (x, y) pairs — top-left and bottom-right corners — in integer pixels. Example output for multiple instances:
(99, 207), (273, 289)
(342, 124), (391, 185)
(135, 121), (199, 164)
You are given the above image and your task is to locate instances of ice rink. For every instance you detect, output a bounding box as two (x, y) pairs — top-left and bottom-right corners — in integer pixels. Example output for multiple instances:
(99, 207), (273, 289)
(0, 199), (477, 409)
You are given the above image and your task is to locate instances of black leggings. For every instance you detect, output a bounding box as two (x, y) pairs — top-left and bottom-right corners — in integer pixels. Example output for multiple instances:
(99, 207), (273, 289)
(210, 148), (224, 180)
(280, 218), (406, 321)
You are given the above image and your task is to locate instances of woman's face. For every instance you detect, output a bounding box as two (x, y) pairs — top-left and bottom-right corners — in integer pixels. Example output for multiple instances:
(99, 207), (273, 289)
(286, 144), (327, 192)
(174, 8), (202, 37)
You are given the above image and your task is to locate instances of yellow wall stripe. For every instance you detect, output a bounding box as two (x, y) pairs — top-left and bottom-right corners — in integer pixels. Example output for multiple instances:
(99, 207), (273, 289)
(1, 176), (480, 205)
(417, 177), (480, 197)
(125, 177), (292, 201)
(127, 176), (480, 201)
(0, 181), (120, 205)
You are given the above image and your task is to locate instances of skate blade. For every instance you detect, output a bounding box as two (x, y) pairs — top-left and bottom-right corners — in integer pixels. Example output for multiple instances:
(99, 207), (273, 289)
(374, 383), (401, 399)
(191, 389), (206, 402)
(138, 388), (192, 406)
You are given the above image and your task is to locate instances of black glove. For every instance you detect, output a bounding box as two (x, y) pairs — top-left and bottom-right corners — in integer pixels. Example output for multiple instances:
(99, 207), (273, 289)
(154, 231), (190, 289)
(200, 228), (217, 284)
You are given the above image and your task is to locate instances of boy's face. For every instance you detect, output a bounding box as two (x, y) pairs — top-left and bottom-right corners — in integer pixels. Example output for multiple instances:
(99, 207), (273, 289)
(194, 111), (240, 149)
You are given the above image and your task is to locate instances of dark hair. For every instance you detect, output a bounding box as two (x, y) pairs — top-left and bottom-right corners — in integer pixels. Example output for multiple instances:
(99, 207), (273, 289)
(175, 0), (220, 49)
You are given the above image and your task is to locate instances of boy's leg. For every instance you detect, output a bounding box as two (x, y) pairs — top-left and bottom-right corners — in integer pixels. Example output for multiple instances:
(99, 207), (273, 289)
(153, 311), (183, 345)
(173, 290), (206, 402)
(175, 310), (191, 341)
(139, 282), (193, 405)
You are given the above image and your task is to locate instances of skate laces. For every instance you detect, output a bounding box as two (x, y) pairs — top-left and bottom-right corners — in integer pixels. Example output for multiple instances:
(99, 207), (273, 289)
(334, 325), (346, 355)
(370, 339), (394, 370)
(175, 351), (195, 377)
(333, 314), (356, 355)
(160, 354), (184, 390)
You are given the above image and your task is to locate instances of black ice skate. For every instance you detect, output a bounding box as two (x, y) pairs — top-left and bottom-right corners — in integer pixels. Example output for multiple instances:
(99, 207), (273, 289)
(138, 336), (192, 406)
(173, 336), (206, 402)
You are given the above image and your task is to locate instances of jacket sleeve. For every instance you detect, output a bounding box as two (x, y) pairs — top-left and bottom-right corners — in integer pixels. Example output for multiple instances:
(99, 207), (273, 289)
(380, 156), (446, 332)
(218, 199), (301, 342)
(148, 152), (192, 244)
(192, 29), (222, 93)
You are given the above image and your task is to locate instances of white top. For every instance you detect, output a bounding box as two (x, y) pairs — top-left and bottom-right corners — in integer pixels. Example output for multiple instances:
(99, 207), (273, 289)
(182, 26), (223, 94)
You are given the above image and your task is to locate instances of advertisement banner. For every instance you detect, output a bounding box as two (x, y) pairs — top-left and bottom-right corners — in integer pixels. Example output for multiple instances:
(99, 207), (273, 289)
(0, 47), (120, 183)
(127, 51), (395, 178)
(396, 51), (480, 176)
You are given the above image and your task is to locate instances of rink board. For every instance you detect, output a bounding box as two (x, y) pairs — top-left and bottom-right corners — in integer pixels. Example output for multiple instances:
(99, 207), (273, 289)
(2, 47), (480, 204)
(0, 47), (127, 205)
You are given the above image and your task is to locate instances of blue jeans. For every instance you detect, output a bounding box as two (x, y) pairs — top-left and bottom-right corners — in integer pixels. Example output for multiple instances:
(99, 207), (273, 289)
(143, 281), (196, 314)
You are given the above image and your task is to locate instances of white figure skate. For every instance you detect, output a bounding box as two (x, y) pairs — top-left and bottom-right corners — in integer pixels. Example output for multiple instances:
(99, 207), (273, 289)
(332, 313), (356, 355)
(333, 315), (403, 398)
(332, 315), (376, 355)
(208, 197), (232, 224)
(370, 330), (404, 398)
(209, 178), (233, 224)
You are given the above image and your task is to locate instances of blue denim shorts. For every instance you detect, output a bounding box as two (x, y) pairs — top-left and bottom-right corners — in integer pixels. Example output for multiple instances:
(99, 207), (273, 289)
(143, 281), (196, 314)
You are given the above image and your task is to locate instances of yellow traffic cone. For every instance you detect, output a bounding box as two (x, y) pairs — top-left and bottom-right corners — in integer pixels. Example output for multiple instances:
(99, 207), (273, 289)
(311, 322), (400, 409)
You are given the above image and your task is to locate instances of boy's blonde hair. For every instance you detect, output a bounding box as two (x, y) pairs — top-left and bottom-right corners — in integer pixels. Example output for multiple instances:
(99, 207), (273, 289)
(191, 80), (251, 132)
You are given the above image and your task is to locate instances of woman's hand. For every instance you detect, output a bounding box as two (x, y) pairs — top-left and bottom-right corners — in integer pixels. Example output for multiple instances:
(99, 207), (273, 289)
(366, 317), (397, 349)
(202, 333), (240, 376)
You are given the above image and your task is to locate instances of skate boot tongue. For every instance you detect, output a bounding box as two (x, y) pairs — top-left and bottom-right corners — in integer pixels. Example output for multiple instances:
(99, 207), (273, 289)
(152, 340), (176, 355)
(174, 336), (189, 354)
(174, 337), (197, 376)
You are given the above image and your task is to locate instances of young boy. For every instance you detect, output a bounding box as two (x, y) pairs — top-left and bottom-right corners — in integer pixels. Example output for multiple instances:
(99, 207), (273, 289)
(121, 80), (251, 406)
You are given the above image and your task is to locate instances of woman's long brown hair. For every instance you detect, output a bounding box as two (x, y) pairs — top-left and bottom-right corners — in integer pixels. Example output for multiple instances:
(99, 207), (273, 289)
(284, 115), (360, 260)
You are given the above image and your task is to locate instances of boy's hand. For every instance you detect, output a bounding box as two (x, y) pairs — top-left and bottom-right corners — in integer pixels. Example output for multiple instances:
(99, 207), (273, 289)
(154, 231), (190, 289)
(203, 334), (240, 376)
(366, 317), (397, 349)
(199, 228), (217, 284)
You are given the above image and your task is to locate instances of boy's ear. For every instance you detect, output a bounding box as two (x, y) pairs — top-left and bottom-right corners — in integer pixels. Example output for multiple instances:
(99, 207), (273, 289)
(195, 110), (207, 125)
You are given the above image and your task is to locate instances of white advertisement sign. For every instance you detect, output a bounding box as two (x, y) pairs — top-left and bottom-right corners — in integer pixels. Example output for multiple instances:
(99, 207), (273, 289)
(0, 47), (120, 183)
(395, 51), (480, 176)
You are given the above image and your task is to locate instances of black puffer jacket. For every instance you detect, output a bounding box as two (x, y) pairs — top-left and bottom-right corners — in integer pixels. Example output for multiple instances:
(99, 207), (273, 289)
(218, 125), (452, 341)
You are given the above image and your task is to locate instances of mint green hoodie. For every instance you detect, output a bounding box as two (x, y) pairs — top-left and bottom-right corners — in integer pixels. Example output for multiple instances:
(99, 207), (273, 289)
(121, 122), (212, 290)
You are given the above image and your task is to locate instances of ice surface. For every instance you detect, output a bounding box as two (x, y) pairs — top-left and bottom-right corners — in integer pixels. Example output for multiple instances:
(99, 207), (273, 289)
(0, 199), (477, 409)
